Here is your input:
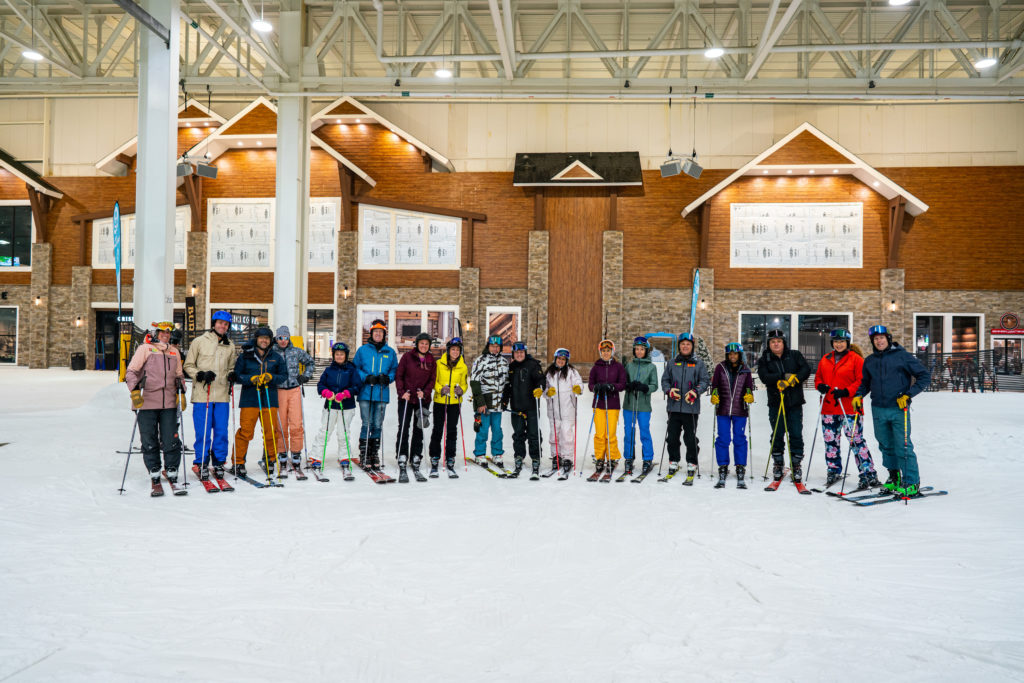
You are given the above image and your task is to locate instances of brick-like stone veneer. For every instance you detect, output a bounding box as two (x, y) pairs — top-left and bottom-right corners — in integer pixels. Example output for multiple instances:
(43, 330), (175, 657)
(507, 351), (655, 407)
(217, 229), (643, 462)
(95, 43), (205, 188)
(186, 232), (208, 323)
(527, 231), (549, 357)
(602, 231), (623, 352)
(459, 268), (480, 359)
(28, 243), (52, 368)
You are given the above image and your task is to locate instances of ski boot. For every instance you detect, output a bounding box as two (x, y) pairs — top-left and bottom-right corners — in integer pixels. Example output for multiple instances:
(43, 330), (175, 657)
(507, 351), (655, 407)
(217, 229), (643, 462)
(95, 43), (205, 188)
(881, 468), (901, 493)
(559, 457), (573, 479)
(623, 459), (635, 476)
(765, 455), (785, 491)
(589, 459), (606, 481)
(825, 471), (842, 487)
(666, 462), (680, 477)
(639, 461), (654, 477)
(601, 459), (617, 482)
(549, 456), (560, 476)
(511, 456), (524, 479)
(367, 439), (383, 472)
(683, 464), (697, 486)
(291, 452), (303, 471)
(259, 457), (277, 478)
(530, 458), (541, 481)
(445, 457), (459, 479)
(429, 457), (440, 479)
(859, 472), (882, 490)
(899, 483), (923, 498)
(164, 468), (178, 484)
(398, 465), (409, 483)
(228, 463), (247, 478)
(150, 470), (164, 497)
(357, 438), (368, 468)
(213, 463), (226, 479)
(197, 464), (211, 481)
(714, 465), (728, 489)
(736, 465), (747, 489)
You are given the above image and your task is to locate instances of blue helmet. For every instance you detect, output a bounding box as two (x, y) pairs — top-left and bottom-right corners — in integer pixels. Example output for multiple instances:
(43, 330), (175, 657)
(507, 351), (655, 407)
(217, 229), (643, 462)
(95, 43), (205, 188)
(487, 335), (503, 347)
(212, 310), (232, 324)
(830, 328), (852, 342)
(633, 336), (651, 348)
(868, 324), (892, 343)
(512, 341), (528, 353)
(677, 332), (694, 343)
(725, 342), (743, 354)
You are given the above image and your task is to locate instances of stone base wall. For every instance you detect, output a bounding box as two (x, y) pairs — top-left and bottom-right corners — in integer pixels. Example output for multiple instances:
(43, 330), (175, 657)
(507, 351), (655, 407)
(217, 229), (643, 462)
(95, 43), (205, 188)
(0, 283), (33, 366)
(527, 231), (549, 357)
(459, 268), (480, 358)
(602, 231), (623, 351)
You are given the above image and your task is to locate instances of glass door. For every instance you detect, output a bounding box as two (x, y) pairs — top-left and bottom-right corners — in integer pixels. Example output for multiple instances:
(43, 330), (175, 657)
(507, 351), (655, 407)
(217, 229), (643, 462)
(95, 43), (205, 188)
(993, 338), (1022, 375)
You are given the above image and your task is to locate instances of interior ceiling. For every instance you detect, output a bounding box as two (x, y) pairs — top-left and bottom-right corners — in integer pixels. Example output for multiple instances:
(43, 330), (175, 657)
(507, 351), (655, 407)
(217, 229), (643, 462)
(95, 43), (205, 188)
(0, 1), (1021, 99)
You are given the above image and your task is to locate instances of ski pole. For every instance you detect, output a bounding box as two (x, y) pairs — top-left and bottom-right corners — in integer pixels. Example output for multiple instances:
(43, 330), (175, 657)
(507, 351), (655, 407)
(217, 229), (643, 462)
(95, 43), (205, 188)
(551, 382), (560, 470)
(764, 400), (785, 480)
(534, 395), (543, 466)
(177, 379), (188, 489)
(324, 400), (334, 469)
(263, 386), (281, 476)
(746, 411), (753, 486)
(200, 382), (212, 470)
(339, 399), (354, 466)
(805, 393), (826, 485)
(571, 393), (578, 474)
(272, 392), (290, 473)
(602, 391), (611, 474)
(299, 384), (310, 469)
(780, 401), (792, 479)
(118, 411), (141, 494)
(458, 396), (469, 471)
(711, 408), (717, 484)
(254, 382), (273, 483)
(838, 409), (859, 498)
(397, 398), (411, 468)
(229, 383), (237, 480)
(903, 406), (909, 505)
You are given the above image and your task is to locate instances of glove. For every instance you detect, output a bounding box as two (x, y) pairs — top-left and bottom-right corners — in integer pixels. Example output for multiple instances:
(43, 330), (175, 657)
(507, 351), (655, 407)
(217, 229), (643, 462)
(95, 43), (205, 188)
(193, 371), (207, 384)
(896, 394), (910, 410)
(776, 379), (789, 392)
(227, 371), (237, 384)
(684, 390), (697, 404)
(259, 372), (273, 386)
(546, 387), (556, 397)
(500, 401), (509, 412)
(831, 387), (849, 400)
(298, 374), (310, 385)
(473, 415), (482, 433)
(204, 371), (217, 384)
(532, 387), (543, 398)
(785, 373), (800, 387)
(669, 388), (681, 400)
(743, 390), (754, 404)
(637, 384), (649, 394)
(572, 385), (582, 395)
(131, 389), (144, 410)
(816, 383), (829, 395)
(338, 390), (351, 400)
(710, 391), (720, 405)
(250, 374), (263, 386)
(441, 386), (450, 396)
(591, 385), (602, 397)
(851, 396), (864, 414)
(320, 389), (335, 400)
(377, 374), (390, 386)
(178, 392), (187, 411)
(455, 386), (464, 397)
(604, 383), (616, 394)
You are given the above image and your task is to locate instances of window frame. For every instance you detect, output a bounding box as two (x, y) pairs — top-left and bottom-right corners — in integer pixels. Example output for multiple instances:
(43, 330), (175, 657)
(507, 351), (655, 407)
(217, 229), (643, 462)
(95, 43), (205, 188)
(913, 311), (986, 353)
(0, 200), (33, 272)
(0, 305), (19, 365)
(357, 203), (462, 271)
(355, 304), (460, 354)
(485, 305), (522, 354)
(737, 310), (854, 358)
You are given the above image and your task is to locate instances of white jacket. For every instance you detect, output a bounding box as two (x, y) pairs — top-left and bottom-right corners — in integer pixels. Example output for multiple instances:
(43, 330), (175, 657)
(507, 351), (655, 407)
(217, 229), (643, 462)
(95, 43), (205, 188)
(544, 367), (583, 423)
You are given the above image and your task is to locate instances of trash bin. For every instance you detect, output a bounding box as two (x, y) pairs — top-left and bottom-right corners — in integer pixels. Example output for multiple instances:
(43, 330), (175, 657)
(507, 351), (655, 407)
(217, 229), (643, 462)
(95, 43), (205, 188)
(70, 352), (86, 371)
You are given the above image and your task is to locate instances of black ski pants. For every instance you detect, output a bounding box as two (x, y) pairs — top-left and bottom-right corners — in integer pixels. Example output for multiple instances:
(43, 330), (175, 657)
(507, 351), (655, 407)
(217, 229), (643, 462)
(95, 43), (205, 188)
(429, 402), (461, 463)
(396, 398), (425, 464)
(768, 402), (804, 464)
(138, 408), (182, 474)
(667, 412), (700, 465)
(511, 409), (541, 461)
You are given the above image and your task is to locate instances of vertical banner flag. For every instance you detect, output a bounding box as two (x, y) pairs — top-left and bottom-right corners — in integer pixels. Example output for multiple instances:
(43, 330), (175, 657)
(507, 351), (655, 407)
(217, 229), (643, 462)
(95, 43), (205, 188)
(689, 269), (700, 336)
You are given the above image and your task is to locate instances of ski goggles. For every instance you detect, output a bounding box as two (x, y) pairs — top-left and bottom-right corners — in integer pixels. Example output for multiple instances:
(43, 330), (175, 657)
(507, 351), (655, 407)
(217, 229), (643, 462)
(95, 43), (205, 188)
(487, 335), (503, 346)
(554, 347), (571, 360)
(868, 325), (889, 337)
(598, 339), (615, 352)
(331, 342), (349, 353)
(725, 342), (743, 353)
(512, 341), (528, 352)
(447, 337), (463, 347)
(151, 321), (174, 332)
(632, 336), (651, 348)
(829, 328), (852, 341)
(677, 333), (694, 343)
(766, 328), (786, 339)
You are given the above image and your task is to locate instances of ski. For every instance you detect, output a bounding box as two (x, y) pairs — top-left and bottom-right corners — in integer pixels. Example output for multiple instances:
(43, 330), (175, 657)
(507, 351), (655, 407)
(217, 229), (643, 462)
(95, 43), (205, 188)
(852, 490), (948, 507)
(631, 467), (655, 483)
(557, 468), (573, 481)
(794, 482), (812, 495)
(337, 458), (356, 481)
(811, 474), (849, 494)
(150, 480), (164, 497)
(193, 466), (224, 493)
(530, 470), (540, 481)
(486, 457), (514, 477)
(825, 483), (884, 498)
(468, 456), (506, 478)
(231, 469), (282, 488)
(587, 467), (604, 482)
(291, 462), (308, 481)
(209, 467), (236, 492)
(306, 463), (330, 483)
(541, 467), (560, 478)
(764, 479), (783, 491)
(600, 465), (617, 482)
(657, 466), (681, 483)
(162, 471), (188, 496)
(411, 466), (428, 482)
(682, 471), (696, 486)
(353, 459), (395, 484)
(834, 485), (934, 503)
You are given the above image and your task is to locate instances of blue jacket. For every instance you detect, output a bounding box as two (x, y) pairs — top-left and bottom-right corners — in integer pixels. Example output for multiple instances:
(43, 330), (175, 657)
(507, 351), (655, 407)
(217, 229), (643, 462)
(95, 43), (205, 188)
(856, 342), (930, 409)
(317, 361), (363, 411)
(353, 341), (398, 403)
(233, 342), (288, 409)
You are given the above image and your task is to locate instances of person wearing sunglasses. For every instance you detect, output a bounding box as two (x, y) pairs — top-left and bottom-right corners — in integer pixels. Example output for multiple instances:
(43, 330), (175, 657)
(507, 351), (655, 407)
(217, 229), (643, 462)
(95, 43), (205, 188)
(853, 325), (931, 498)
(814, 328), (880, 490)
(756, 327), (811, 487)
(273, 325), (316, 475)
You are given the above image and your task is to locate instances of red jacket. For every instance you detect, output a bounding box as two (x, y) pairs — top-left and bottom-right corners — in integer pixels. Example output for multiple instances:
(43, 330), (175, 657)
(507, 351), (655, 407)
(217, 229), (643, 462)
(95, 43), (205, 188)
(395, 350), (436, 406)
(815, 349), (864, 416)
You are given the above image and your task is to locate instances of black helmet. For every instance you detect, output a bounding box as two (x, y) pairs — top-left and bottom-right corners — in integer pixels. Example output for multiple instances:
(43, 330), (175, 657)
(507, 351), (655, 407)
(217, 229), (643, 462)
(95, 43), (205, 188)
(415, 332), (433, 345)
(254, 326), (274, 340)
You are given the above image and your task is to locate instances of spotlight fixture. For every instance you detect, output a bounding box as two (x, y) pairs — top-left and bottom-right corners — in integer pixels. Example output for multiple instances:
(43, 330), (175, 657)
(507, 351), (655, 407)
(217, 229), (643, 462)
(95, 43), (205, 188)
(176, 161), (192, 177)
(191, 283), (197, 296)
(75, 316), (82, 328)
(435, 66), (452, 79)
(660, 157), (682, 177)
(394, 78), (401, 87)
(868, 80), (876, 89)
(195, 162), (218, 179)
(465, 321), (473, 332)
(342, 284), (350, 299)
(700, 298), (707, 310)
(624, 79), (631, 88)
(34, 296), (41, 306)
(704, 47), (724, 59)
(973, 57), (997, 69)
(22, 49), (43, 61)
(252, 1), (272, 32)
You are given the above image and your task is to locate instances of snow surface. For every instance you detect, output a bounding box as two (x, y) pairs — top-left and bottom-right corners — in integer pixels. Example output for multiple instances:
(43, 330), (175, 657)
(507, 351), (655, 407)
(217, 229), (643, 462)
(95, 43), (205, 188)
(1, 368), (1022, 682)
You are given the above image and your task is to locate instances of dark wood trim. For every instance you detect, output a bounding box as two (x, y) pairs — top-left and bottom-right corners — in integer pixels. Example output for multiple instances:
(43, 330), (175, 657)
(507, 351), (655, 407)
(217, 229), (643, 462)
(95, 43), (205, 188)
(26, 185), (50, 243)
(115, 153), (134, 170)
(71, 202), (189, 224)
(887, 196), (908, 268)
(608, 190), (617, 231)
(464, 218), (474, 267)
(420, 150), (431, 173)
(181, 175), (202, 228)
(351, 194), (487, 222)
(699, 202), (711, 268)
(338, 163), (353, 230)
(534, 188), (545, 231)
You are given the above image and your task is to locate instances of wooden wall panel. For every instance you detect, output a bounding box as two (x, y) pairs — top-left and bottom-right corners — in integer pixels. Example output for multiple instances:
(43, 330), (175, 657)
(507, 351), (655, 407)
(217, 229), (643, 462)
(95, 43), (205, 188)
(92, 269), (186, 286)
(760, 131), (850, 166)
(210, 271), (274, 303)
(219, 103), (277, 135)
(358, 270), (460, 288)
(547, 189), (606, 359)
(308, 272), (334, 304)
(0, 272), (31, 284)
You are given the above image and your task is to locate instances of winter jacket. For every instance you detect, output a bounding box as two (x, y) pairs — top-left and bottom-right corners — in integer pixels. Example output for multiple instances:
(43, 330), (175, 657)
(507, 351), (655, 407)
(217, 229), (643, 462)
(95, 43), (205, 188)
(856, 342), (931, 409)
(434, 353), (470, 405)
(756, 343), (811, 410)
(317, 360), (362, 411)
(126, 340), (184, 411)
(353, 341), (398, 403)
(471, 352), (510, 410)
(503, 354), (545, 413)
(588, 358), (628, 410)
(233, 343), (288, 409)
(396, 350), (436, 407)
(815, 348), (865, 416)
(182, 330), (236, 403)
(623, 357), (659, 413)
(545, 366), (583, 422)
(275, 341), (315, 390)
(661, 353), (711, 415)
(711, 360), (755, 418)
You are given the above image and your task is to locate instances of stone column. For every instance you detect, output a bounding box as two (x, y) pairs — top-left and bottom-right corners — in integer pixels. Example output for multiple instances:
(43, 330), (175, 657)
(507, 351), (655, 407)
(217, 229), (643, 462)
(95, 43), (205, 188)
(459, 267), (480, 359)
(527, 231), (549, 358)
(336, 232), (358, 344)
(29, 243), (52, 368)
(880, 268), (906, 340)
(694, 267), (715, 352)
(186, 231), (208, 324)
(602, 231), (623, 351)
(71, 266), (94, 369)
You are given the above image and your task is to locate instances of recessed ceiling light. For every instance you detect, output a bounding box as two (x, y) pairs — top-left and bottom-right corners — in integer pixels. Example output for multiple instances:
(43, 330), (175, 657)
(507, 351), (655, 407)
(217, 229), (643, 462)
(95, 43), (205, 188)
(833, 169), (838, 173)
(256, 141), (262, 146)
(22, 49), (44, 61)
(355, 118), (361, 123)
(888, 0), (912, 5)
(873, 181), (880, 186)
(704, 47), (724, 59)
(973, 57), (997, 69)
(237, 141), (243, 146)
(252, 18), (273, 33)
(763, 170), (768, 174)
(787, 170), (792, 174)
(809, 169), (815, 174)
(335, 120), (341, 124)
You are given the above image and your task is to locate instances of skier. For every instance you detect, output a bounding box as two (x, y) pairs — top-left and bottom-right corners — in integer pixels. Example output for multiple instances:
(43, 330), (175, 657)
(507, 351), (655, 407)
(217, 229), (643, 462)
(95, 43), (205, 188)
(395, 332), (436, 482)
(588, 339), (628, 479)
(272, 325), (316, 473)
(814, 328), (880, 490)
(661, 333), (710, 483)
(182, 310), (236, 480)
(501, 341), (546, 478)
(313, 342), (362, 471)
(430, 337), (469, 478)
(756, 327), (811, 488)
(230, 326), (287, 478)
(471, 335), (510, 469)
(853, 325), (931, 498)
(544, 347), (583, 477)
(709, 342), (755, 488)
(125, 321), (187, 494)
(622, 337), (659, 480)
(353, 319), (398, 472)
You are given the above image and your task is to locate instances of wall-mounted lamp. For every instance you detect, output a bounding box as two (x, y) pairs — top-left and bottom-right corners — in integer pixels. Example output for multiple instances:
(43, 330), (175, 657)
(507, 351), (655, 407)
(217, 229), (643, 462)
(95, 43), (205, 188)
(890, 299), (897, 312)
(191, 283), (197, 296)
(342, 284), (350, 300)
(700, 298), (707, 310)
(465, 321), (473, 332)
(34, 296), (40, 306)
(75, 316), (82, 327)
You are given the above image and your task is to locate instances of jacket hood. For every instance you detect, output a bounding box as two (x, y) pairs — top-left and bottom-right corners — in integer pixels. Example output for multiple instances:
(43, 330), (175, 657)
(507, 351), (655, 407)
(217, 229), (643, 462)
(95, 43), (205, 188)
(595, 357), (620, 366)
(439, 353), (466, 371)
(849, 343), (865, 358)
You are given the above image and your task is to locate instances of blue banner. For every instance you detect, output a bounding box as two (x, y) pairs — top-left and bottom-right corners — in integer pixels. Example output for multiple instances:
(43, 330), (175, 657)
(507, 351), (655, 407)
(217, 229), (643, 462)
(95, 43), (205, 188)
(689, 269), (700, 335)
(113, 201), (122, 307)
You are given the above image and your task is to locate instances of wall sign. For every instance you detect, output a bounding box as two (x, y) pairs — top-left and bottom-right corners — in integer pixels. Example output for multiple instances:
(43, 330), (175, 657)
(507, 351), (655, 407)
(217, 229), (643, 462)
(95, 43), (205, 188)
(730, 202), (863, 268)
(358, 203), (461, 269)
(208, 199), (273, 268)
(93, 205), (189, 268)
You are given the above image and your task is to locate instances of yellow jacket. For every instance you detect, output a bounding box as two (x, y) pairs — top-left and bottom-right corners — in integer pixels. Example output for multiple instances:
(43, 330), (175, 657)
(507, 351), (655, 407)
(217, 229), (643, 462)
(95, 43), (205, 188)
(433, 353), (469, 405)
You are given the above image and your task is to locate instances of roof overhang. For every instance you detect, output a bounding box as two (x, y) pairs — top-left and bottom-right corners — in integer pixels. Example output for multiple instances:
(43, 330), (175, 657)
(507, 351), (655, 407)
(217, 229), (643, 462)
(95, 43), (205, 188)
(0, 148), (62, 199)
(681, 122), (929, 218)
(512, 151), (643, 187)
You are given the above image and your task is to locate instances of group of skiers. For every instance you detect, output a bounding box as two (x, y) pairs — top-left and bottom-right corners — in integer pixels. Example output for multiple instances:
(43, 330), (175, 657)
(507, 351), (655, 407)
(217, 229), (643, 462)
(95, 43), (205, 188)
(126, 311), (931, 499)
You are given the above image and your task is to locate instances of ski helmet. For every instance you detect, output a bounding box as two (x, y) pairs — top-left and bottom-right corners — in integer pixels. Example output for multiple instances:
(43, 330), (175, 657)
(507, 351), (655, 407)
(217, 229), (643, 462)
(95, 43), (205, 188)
(446, 336), (463, 350)
(766, 327), (786, 340)
(598, 339), (615, 352)
(487, 335), (503, 347)
(830, 328), (852, 343)
(512, 341), (528, 353)
(725, 342), (743, 354)
(369, 319), (387, 339)
(868, 324), (892, 344)
(633, 336), (651, 348)
(151, 321), (174, 335)
(554, 347), (571, 361)
(677, 332), (694, 343)
(331, 341), (349, 360)
(414, 332), (433, 346)
(254, 326), (274, 340)
(211, 310), (232, 324)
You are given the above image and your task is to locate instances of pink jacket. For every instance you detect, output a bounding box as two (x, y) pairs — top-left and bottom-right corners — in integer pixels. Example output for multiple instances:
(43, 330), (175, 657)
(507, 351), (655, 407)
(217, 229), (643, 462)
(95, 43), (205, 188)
(125, 341), (184, 411)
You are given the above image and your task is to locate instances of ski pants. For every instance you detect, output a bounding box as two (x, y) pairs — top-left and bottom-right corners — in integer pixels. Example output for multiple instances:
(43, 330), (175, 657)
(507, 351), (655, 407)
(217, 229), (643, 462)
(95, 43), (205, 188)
(871, 406), (920, 487)
(822, 414), (876, 478)
(547, 413), (575, 463)
(358, 400), (386, 440)
(623, 409), (654, 461)
(474, 409), (504, 457)
(768, 403), (804, 464)
(276, 387), (305, 454)
(312, 407), (355, 461)
(396, 399), (427, 463)
(138, 408), (182, 474)
(512, 409), (542, 461)
(593, 408), (621, 461)
(430, 402), (462, 463)
(667, 412), (699, 465)
(233, 406), (284, 466)
(191, 401), (229, 466)
(715, 415), (748, 466)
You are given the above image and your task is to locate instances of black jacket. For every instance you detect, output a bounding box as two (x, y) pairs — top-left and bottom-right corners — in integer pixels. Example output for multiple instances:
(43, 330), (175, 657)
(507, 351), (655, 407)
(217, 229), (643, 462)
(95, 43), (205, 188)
(502, 354), (545, 413)
(756, 342), (811, 409)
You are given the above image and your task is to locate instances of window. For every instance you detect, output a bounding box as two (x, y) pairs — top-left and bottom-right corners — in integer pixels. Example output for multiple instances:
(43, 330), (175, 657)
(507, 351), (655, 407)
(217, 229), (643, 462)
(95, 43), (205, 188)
(358, 204), (460, 269)
(220, 308), (270, 346)
(0, 204), (32, 267)
(739, 311), (851, 364)
(913, 313), (985, 356)
(993, 338), (1022, 376)
(306, 308), (335, 360)
(486, 306), (521, 355)
(93, 205), (189, 269)
(0, 307), (17, 364)
(357, 305), (458, 358)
